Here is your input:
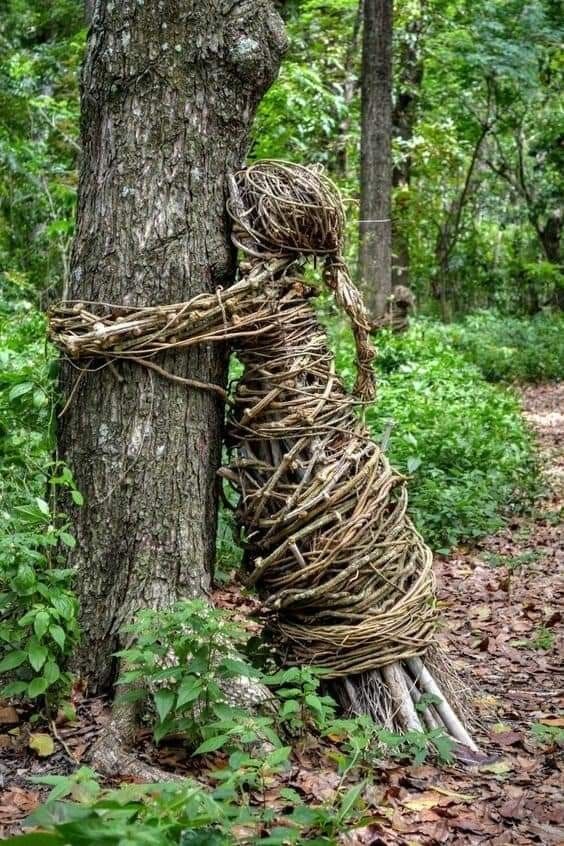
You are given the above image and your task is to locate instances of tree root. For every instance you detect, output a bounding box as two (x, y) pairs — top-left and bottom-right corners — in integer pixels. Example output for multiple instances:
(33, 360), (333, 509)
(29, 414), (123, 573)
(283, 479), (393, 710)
(333, 649), (485, 761)
(88, 673), (277, 780)
(89, 698), (184, 782)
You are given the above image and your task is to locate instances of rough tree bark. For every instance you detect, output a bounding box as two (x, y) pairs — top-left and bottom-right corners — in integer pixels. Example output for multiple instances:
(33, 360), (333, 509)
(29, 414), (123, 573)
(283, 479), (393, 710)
(84, 0), (95, 25)
(358, 0), (393, 319)
(59, 0), (285, 693)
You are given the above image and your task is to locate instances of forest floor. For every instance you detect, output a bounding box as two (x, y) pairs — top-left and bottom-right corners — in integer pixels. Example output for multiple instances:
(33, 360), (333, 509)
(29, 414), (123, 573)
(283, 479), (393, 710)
(1, 383), (562, 844)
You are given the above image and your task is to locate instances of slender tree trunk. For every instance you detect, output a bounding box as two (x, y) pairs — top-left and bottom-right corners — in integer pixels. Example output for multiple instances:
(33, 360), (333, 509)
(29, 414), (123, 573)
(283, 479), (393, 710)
(432, 121), (490, 321)
(334, 0), (363, 178)
(59, 0), (285, 693)
(391, 6), (425, 288)
(359, 0), (393, 319)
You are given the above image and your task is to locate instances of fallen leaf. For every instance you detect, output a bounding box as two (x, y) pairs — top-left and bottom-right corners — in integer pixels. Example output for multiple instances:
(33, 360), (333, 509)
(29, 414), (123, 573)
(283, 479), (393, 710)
(29, 732), (55, 757)
(539, 716), (564, 727)
(401, 793), (440, 812)
(499, 794), (527, 820)
(479, 759), (513, 775)
(430, 786), (475, 802)
(0, 705), (19, 725)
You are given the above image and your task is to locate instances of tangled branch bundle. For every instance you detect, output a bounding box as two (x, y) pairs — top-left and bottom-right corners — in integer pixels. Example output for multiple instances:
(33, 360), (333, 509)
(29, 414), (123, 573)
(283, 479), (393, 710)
(49, 160), (476, 749)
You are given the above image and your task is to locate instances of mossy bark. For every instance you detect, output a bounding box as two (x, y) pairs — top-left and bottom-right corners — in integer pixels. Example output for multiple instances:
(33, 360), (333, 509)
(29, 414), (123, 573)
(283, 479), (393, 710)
(59, 0), (285, 692)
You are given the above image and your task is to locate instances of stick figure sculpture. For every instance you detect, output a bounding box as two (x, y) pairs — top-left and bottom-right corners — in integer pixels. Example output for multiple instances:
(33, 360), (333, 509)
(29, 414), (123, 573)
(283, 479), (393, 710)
(49, 161), (476, 749)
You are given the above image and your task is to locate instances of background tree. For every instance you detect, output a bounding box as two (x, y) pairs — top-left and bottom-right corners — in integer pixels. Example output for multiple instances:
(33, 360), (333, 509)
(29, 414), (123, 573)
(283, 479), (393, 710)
(358, 0), (393, 319)
(58, 0), (285, 695)
(391, 0), (426, 289)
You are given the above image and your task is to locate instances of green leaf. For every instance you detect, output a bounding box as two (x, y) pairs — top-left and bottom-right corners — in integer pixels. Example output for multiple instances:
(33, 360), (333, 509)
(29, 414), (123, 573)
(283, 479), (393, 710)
(71, 489), (84, 506)
(59, 532), (76, 549)
(338, 781), (365, 820)
(176, 675), (203, 708)
(280, 699), (300, 718)
(49, 624), (66, 650)
(0, 835), (62, 845)
(407, 456), (422, 473)
(35, 497), (50, 516)
(0, 650), (28, 672)
(28, 640), (48, 671)
(153, 718), (176, 744)
(267, 745), (291, 767)
(116, 669), (143, 685)
(29, 732), (55, 757)
(2, 681), (29, 696)
(43, 660), (60, 686)
(28, 676), (49, 698)
(194, 734), (230, 755)
(305, 693), (324, 715)
(51, 595), (74, 621)
(34, 611), (50, 639)
(9, 382), (34, 401)
(221, 657), (259, 678)
(153, 688), (176, 723)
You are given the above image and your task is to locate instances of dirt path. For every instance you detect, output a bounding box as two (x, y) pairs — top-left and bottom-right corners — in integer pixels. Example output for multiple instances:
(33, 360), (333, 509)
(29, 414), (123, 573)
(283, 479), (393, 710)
(1, 385), (562, 843)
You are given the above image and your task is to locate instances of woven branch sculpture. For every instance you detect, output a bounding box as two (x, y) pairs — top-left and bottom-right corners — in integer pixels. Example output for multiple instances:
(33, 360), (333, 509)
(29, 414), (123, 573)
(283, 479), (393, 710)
(49, 160), (476, 751)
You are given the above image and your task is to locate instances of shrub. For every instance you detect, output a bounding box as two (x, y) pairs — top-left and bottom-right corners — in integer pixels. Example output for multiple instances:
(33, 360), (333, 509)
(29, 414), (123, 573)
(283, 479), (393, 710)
(116, 599), (280, 751)
(435, 311), (564, 383)
(0, 308), (80, 703)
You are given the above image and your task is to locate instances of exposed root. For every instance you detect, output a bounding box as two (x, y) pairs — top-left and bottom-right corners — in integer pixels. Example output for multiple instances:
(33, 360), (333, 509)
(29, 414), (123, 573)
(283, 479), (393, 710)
(89, 697), (184, 782)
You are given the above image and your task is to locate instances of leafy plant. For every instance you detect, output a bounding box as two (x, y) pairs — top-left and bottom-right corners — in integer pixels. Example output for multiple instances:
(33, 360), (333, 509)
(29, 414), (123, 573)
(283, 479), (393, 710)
(324, 714), (453, 773)
(437, 312), (564, 383)
(529, 626), (555, 651)
(530, 722), (564, 747)
(9, 764), (369, 846)
(116, 599), (280, 751)
(264, 666), (337, 735)
(0, 468), (81, 703)
(0, 311), (80, 705)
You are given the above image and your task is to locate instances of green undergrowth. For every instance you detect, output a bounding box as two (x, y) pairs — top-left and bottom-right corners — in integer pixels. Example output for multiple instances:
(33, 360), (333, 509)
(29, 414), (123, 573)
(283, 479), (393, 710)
(331, 317), (539, 550)
(0, 305), (80, 703)
(433, 311), (564, 383)
(5, 599), (453, 846)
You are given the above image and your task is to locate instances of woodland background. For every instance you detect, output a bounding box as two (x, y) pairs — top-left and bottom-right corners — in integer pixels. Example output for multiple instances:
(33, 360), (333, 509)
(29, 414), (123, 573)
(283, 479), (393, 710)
(0, 0), (563, 843)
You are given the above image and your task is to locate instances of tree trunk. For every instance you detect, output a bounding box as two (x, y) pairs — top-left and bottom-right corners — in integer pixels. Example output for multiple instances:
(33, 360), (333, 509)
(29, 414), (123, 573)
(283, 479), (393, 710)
(84, 0), (95, 25)
(538, 216), (563, 309)
(358, 0), (393, 319)
(391, 6), (425, 289)
(334, 0), (363, 179)
(59, 0), (285, 693)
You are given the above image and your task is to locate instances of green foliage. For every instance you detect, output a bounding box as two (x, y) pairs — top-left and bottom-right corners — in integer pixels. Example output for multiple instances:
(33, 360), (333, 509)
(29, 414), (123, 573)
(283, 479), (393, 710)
(117, 600), (453, 781)
(323, 714), (453, 773)
(331, 319), (538, 549)
(5, 607), (457, 845)
(264, 666), (337, 735)
(436, 311), (564, 382)
(0, 309), (80, 703)
(0, 0), (84, 299)
(530, 722), (564, 747)
(116, 599), (279, 750)
(5, 772), (370, 846)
